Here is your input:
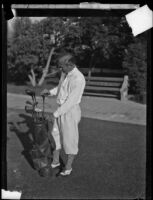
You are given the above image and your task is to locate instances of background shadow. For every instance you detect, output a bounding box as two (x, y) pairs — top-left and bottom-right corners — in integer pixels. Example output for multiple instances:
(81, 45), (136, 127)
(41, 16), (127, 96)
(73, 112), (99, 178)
(8, 112), (65, 172)
(8, 113), (36, 169)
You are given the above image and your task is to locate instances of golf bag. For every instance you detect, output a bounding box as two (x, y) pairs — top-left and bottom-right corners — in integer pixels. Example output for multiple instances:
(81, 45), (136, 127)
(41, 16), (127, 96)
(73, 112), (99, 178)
(25, 88), (56, 177)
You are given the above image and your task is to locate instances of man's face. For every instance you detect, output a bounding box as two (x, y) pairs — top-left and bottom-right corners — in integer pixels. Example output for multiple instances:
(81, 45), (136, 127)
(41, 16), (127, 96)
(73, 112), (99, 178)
(59, 63), (70, 74)
(58, 54), (74, 74)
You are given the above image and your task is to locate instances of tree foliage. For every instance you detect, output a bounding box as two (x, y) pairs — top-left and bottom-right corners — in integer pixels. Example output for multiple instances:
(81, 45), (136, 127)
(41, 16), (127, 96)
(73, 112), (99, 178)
(7, 16), (147, 97)
(123, 34), (147, 95)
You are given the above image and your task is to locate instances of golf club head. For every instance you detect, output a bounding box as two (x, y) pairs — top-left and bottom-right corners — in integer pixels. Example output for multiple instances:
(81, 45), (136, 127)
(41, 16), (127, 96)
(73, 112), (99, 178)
(26, 100), (33, 105)
(25, 105), (33, 113)
(25, 89), (36, 97)
(26, 100), (38, 107)
(41, 93), (49, 98)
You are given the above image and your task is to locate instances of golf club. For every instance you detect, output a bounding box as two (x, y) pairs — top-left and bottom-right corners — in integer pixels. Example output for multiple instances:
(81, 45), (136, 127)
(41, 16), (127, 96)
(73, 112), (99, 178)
(41, 94), (45, 120)
(25, 89), (35, 102)
(25, 89), (38, 122)
(25, 105), (33, 115)
(25, 105), (37, 122)
(24, 89), (56, 177)
(35, 107), (43, 122)
(26, 100), (38, 107)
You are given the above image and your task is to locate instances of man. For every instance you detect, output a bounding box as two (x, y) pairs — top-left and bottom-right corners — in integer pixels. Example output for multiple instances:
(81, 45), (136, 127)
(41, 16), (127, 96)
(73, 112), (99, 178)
(41, 53), (86, 176)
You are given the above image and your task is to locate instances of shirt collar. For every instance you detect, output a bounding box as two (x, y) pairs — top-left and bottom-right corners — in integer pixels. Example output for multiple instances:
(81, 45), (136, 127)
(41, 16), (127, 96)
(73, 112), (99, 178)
(67, 66), (77, 77)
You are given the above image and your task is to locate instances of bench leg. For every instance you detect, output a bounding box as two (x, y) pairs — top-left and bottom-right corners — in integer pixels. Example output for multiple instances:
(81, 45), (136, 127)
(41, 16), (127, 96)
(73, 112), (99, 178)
(120, 90), (128, 101)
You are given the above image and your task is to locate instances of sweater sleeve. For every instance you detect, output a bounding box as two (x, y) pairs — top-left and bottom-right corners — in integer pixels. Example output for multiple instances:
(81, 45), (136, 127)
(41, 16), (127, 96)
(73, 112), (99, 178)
(53, 77), (85, 117)
(49, 72), (65, 96)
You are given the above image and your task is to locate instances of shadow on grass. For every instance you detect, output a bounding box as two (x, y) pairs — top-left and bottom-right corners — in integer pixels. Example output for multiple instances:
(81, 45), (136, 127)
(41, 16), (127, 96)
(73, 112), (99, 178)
(7, 111), (146, 198)
(8, 114), (36, 170)
(8, 112), (65, 172)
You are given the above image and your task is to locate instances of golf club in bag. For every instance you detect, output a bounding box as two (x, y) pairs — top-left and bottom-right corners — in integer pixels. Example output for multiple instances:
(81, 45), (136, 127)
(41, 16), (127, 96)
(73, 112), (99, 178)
(25, 88), (56, 177)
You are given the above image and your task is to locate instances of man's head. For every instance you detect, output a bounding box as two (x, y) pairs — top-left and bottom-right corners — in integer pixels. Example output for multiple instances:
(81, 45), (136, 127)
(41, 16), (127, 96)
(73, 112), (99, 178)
(58, 53), (76, 74)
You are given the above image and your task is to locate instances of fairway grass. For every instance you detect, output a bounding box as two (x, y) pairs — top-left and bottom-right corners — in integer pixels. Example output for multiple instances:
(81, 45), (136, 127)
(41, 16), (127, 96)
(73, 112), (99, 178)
(6, 108), (146, 199)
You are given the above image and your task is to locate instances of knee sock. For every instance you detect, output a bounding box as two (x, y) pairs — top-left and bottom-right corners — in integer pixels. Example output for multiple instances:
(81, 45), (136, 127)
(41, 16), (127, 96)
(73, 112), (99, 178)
(52, 149), (60, 164)
(65, 154), (75, 170)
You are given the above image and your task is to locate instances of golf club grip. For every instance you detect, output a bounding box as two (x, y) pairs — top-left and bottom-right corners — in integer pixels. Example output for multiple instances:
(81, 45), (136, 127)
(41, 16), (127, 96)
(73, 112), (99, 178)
(42, 96), (45, 118)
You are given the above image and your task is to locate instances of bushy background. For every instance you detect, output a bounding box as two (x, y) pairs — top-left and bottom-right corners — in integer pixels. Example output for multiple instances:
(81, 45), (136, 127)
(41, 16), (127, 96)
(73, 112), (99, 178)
(7, 16), (147, 103)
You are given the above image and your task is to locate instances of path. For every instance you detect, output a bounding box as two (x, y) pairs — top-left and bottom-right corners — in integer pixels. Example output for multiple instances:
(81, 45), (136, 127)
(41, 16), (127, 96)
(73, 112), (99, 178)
(7, 93), (146, 125)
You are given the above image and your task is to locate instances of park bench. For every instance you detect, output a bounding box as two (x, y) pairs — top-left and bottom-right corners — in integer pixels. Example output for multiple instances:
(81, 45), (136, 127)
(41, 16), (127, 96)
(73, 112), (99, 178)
(80, 68), (129, 100)
(46, 67), (129, 100)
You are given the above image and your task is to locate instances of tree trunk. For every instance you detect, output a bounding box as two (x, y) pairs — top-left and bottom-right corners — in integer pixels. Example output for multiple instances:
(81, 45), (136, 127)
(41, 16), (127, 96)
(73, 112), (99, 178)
(87, 53), (94, 83)
(38, 47), (55, 86)
(28, 68), (36, 87)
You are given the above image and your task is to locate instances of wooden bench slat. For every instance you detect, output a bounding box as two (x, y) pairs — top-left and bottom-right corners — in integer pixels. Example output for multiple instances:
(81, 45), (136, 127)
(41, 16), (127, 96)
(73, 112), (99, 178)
(80, 68), (101, 74)
(83, 92), (119, 97)
(85, 86), (120, 91)
(47, 77), (123, 83)
(80, 68), (124, 74)
(85, 77), (124, 82)
(102, 68), (124, 74)
(46, 75), (125, 99)
(86, 81), (121, 87)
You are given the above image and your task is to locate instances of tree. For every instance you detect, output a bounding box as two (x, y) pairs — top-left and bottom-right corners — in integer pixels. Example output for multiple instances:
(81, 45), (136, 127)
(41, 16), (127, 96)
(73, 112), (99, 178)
(7, 17), (35, 84)
(59, 16), (134, 79)
(7, 17), (55, 87)
(8, 15), (146, 98)
(122, 34), (147, 97)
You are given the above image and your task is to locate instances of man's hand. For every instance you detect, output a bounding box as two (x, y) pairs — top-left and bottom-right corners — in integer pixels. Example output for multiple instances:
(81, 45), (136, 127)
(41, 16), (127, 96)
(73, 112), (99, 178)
(41, 89), (50, 96)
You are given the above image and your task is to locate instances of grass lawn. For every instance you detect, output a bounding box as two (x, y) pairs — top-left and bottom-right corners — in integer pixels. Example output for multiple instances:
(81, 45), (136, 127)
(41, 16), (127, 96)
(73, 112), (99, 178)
(7, 108), (146, 199)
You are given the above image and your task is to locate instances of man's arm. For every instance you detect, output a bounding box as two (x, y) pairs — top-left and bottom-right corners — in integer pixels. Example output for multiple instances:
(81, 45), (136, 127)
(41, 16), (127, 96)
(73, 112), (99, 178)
(49, 72), (66, 96)
(53, 78), (85, 118)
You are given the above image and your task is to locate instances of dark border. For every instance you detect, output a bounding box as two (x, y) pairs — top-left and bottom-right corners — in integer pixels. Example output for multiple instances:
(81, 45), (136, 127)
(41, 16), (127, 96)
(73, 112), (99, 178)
(1, 7), (7, 190)
(1, 2), (152, 199)
(146, 28), (152, 200)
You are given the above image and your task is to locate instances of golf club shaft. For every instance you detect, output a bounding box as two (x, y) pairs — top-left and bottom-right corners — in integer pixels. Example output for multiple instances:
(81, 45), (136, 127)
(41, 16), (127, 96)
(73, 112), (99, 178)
(42, 96), (45, 119)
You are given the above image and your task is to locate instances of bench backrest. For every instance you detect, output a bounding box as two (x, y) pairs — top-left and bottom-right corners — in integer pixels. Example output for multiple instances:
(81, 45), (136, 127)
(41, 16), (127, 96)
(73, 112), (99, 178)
(80, 68), (124, 76)
(85, 77), (123, 88)
(81, 68), (127, 98)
